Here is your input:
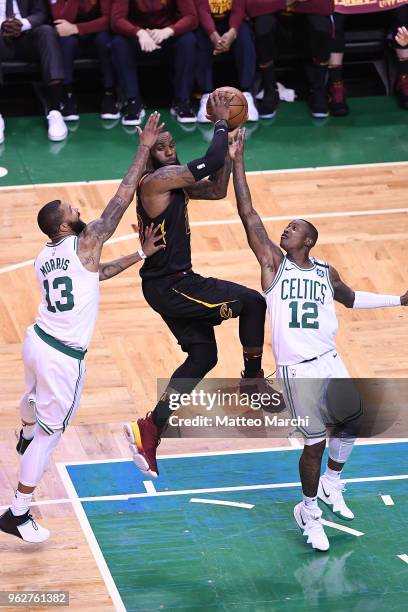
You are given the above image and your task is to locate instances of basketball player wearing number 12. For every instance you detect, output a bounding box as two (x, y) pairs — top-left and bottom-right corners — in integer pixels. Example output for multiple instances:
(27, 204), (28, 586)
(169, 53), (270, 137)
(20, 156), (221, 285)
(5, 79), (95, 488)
(231, 129), (408, 551)
(0, 113), (165, 544)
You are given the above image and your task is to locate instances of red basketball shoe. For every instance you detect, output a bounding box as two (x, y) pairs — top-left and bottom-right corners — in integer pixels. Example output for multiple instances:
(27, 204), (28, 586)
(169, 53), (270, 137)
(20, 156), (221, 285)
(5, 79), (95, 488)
(124, 413), (160, 477)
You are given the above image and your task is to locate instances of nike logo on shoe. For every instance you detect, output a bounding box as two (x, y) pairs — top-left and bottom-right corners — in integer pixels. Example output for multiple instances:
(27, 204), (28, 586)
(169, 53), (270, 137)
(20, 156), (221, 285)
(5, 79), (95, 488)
(321, 483), (331, 499)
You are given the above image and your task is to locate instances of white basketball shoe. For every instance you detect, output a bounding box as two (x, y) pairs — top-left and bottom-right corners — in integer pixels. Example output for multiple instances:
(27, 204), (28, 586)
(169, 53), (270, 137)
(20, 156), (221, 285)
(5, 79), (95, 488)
(294, 502), (330, 552)
(318, 475), (354, 520)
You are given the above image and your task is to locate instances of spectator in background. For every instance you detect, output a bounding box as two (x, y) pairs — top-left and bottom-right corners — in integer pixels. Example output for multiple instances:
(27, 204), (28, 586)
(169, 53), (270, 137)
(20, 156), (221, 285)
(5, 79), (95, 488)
(329, 7), (408, 116)
(0, 0), (67, 142)
(247, 0), (334, 119)
(196, 0), (258, 123)
(51, 0), (120, 122)
(111, 0), (198, 125)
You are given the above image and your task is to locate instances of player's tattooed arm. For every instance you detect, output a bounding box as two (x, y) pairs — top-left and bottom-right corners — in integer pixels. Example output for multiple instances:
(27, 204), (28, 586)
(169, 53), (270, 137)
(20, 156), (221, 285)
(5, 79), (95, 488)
(143, 163), (198, 195)
(231, 129), (283, 291)
(184, 157), (232, 200)
(329, 266), (355, 307)
(80, 112), (163, 249)
(99, 224), (165, 281)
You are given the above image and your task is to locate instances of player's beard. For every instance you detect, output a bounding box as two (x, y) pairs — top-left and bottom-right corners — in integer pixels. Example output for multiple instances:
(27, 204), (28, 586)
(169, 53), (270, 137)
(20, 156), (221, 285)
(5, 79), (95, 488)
(150, 155), (180, 170)
(68, 219), (87, 235)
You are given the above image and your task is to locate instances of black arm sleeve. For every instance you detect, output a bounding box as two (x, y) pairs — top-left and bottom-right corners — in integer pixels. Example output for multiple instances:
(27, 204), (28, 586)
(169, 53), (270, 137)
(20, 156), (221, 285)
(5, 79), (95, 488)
(187, 120), (229, 181)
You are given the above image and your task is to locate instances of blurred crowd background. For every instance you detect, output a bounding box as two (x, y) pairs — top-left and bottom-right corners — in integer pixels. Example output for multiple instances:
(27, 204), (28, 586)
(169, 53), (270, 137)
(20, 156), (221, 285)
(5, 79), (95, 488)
(0, 0), (407, 142)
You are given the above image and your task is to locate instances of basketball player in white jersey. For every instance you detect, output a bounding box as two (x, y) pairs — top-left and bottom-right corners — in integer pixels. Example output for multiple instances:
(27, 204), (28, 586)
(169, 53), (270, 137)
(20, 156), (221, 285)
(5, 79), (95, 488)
(231, 129), (408, 551)
(0, 112), (165, 544)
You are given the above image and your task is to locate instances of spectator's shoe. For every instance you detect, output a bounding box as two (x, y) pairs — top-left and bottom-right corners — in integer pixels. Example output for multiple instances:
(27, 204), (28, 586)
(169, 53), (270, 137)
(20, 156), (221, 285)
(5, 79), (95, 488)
(197, 93), (211, 123)
(0, 114), (4, 144)
(318, 475), (354, 520)
(294, 503), (329, 552)
(121, 100), (145, 126)
(100, 91), (121, 120)
(243, 92), (259, 121)
(257, 87), (279, 119)
(171, 100), (197, 124)
(329, 80), (349, 117)
(47, 110), (68, 142)
(123, 413), (160, 477)
(16, 430), (33, 456)
(0, 508), (49, 543)
(310, 89), (329, 119)
(61, 92), (79, 121)
(395, 74), (408, 110)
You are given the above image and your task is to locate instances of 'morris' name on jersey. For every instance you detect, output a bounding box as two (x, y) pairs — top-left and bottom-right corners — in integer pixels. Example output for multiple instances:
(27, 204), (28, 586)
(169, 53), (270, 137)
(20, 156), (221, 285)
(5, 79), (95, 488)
(264, 256), (338, 366)
(39, 258), (70, 277)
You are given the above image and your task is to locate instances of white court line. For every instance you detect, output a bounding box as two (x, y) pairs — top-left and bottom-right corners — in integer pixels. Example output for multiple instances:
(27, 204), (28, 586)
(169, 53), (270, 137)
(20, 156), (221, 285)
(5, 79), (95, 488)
(143, 480), (157, 494)
(0, 160), (407, 191)
(321, 519), (364, 537)
(398, 554), (408, 564)
(190, 498), (254, 509)
(381, 495), (395, 506)
(3, 206), (408, 275)
(0, 472), (406, 513)
(55, 463), (126, 612)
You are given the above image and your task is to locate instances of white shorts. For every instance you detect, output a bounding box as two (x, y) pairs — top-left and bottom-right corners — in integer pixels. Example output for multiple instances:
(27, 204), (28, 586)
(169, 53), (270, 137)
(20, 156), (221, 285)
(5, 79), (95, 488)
(22, 325), (86, 434)
(278, 349), (362, 440)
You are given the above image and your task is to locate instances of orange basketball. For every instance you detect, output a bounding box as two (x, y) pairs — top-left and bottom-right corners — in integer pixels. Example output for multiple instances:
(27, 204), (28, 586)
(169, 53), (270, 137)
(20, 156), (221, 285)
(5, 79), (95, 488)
(206, 86), (248, 130)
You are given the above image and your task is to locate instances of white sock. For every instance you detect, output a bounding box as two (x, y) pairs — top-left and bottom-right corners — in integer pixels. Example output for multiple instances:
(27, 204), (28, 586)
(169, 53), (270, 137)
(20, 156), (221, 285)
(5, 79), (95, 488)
(22, 422), (36, 440)
(325, 466), (341, 481)
(303, 494), (318, 511)
(10, 489), (32, 516)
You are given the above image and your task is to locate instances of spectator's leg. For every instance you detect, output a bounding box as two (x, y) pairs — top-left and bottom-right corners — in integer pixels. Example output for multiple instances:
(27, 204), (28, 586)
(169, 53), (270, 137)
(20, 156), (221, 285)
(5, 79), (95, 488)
(170, 32), (197, 123)
(306, 15), (331, 118)
(88, 31), (121, 119)
(14, 26), (67, 141)
(111, 35), (144, 125)
(232, 22), (258, 121)
(392, 6), (408, 109)
(58, 34), (80, 120)
(0, 36), (16, 142)
(195, 27), (214, 123)
(328, 13), (349, 116)
(253, 14), (279, 118)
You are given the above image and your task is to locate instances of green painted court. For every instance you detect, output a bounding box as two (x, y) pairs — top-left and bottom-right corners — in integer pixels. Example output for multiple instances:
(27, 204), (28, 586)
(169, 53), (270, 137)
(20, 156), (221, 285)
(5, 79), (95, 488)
(59, 441), (408, 612)
(0, 96), (407, 186)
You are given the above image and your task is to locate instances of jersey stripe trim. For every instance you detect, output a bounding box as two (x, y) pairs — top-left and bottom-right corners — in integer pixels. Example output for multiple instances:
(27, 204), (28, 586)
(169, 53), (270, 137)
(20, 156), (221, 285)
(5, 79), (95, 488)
(172, 289), (238, 309)
(34, 324), (86, 360)
(263, 257), (286, 296)
(63, 361), (82, 431)
(46, 237), (70, 247)
(36, 417), (54, 435)
(326, 264), (334, 297)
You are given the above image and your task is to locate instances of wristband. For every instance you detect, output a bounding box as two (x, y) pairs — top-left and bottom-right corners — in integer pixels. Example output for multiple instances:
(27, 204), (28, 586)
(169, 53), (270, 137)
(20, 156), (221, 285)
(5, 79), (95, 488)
(138, 249), (147, 260)
(353, 291), (401, 309)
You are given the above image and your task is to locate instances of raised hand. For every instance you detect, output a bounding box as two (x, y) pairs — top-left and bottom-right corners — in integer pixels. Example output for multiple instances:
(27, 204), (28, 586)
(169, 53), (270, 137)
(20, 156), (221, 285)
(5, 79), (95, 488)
(396, 27), (408, 48)
(136, 111), (164, 148)
(142, 224), (166, 257)
(206, 90), (234, 123)
(229, 128), (245, 161)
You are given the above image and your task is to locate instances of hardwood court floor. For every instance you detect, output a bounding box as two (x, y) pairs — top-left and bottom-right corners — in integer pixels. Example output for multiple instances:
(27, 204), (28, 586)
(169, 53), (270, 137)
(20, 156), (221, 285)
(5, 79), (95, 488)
(0, 162), (408, 610)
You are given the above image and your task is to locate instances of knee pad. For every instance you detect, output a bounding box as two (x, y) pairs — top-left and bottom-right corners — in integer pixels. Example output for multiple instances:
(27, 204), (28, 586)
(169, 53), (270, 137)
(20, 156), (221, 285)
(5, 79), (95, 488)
(20, 394), (36, 423)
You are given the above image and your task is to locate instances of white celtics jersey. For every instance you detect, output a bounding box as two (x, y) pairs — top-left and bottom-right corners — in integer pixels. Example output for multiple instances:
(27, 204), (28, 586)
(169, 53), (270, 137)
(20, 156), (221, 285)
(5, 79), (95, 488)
(265, 256), (338, 366)
(35, 235), (99, 351)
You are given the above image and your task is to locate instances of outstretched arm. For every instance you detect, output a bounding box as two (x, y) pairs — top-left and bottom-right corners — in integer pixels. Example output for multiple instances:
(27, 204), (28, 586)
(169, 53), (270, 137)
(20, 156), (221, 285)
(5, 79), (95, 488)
(77, 112), (163, 271)
(330, 266), (408, 308)
(99, 224), (165, 281)
(184, 156), (232, 200)
(143, 91), (233, 198)
(231, 129), (283, 291)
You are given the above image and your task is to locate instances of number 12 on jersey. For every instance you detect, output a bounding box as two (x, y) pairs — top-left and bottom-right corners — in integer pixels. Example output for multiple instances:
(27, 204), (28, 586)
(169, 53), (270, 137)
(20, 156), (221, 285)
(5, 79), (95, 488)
(43, 276), (74, 313)
(288, 301), (319, 329)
